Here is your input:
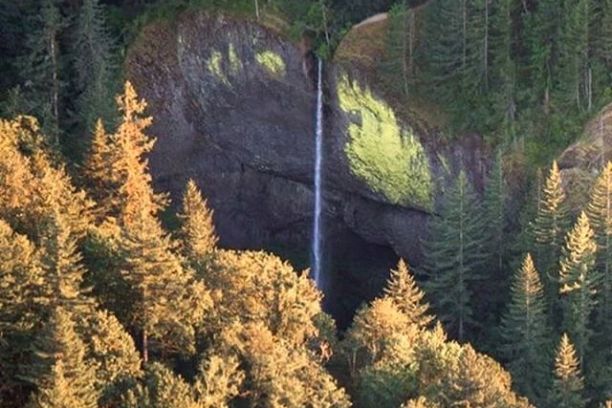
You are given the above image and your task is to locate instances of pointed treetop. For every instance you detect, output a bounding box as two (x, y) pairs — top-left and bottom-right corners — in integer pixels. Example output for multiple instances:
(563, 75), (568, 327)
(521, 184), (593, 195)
(179, 179), (218, 261)
(559, 211), (597, 293)
(554, 334), (582, 381)
(384, 259), (434, 329)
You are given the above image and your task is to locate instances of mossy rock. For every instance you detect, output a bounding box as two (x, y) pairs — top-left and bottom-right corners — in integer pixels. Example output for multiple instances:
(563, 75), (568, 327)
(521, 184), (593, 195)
(338, 74), (433, 210)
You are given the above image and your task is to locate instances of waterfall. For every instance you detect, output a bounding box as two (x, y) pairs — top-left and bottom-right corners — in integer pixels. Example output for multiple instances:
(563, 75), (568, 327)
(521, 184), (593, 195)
(312, 58), (324, 289)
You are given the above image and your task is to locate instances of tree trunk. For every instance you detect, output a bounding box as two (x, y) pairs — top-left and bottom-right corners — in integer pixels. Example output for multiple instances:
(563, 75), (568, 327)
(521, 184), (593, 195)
(142, 328), (149, 365)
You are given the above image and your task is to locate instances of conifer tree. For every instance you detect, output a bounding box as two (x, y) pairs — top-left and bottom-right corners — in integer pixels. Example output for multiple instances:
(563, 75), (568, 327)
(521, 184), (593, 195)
(383, 259), (433, 329)
(548, 334), (586, 408)
(20, 0), (65, 142)
(111, 82), (211, 363)
(533, 160), (571, 306)
(489, 0), (517, 138)
(585, 162), (611, 330)
(178, 179), (218, 264)
(120, 362), (197, 408)
(23, 307), (98, 408)
(421, 170), (485, 340)
(193, 355), (244, 408)
(71, 0), (117, 138)
(84, 119), (116, 219)
(559, 212), (598, 363)
(381, 1), (415, 98)
(500, 253), (551, 403)
(39, 210), (93, 314)
(556, 0), (595, 112)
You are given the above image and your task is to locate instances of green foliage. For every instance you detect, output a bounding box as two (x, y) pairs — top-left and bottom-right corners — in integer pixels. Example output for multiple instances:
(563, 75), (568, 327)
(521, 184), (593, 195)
(500, 254), (551, 404)
(420, 170), (485, 340)
(206, 50), (230, 85)
(338, 74), (433, 209)
(70, 0), (118, 154)
(548, 334), (587, 408)
(255, 50), (286, 76)
(22, 307), (99, 408)
(559, 212), (598, 362)
(533, 161), (571, 304)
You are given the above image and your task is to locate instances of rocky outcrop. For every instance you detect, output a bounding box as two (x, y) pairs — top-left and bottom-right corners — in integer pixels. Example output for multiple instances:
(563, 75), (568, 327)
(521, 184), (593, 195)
(558, 103), (612, 210)
(125, 11), (489, 323)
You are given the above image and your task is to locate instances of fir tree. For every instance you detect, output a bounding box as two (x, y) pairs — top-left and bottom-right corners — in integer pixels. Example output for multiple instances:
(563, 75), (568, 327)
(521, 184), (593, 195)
(381, 1), (415, 98)
(39, 210), (93, 314)
(533, 160), (571, 307)
(585, 162), (612, 330)
(178, 179), (218, 264)
(556, 0), (595, 112)
(500, 253), (551, 403)
(421, 170), (485, 340)
(84, 119), (116, 219)
(71, 0), (117, 138)
(383, 259), (433, 330)
(20, 0), (65, 143)
(548, 334), (586, 408)
(23, 307), (98, 408)
(559, 212), (598, 363)
(193, 355), (244, 408)
(111, 82), (211, 363)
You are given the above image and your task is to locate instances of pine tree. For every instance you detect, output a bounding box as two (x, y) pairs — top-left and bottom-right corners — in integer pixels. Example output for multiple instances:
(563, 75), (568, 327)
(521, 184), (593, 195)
(193, 355), (244, 408)
(111, 82), (211, 363)
(84, 119), (116, 219)
(585, 162), (612, 330)
(22, 307), (98, 408)
(71, 0), (117, 138)
(482, 149), (507, 314)
(421, 170), (486, 340)
(559, 212), (598, 363)
(381, 1), (416, 98)
(20, 0), (65, 143)
(178, 179), (218, 264)
(525, 0), (564, 113)
(500, 253), (551, 403)
(39, 210), (93, 314)
(383, 259), (433, 329)
(533, 160), (571, 307)
(548, 334), (586, 408)
(556, 0), (595, 112)
(120, 362), (197, 408)
(489, 0), (517, 139)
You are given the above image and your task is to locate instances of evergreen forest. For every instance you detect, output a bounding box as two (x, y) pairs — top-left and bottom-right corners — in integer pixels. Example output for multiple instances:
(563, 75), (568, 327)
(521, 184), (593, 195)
(0, 0), (611, 407)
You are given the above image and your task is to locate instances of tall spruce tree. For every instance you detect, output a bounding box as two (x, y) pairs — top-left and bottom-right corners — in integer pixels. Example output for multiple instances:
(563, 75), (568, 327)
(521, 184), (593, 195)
(22, 307), (98, 408)
(111, 82), (211, 363)
(533, 160), (571, 308)
(20, 0), (65, 143)
(556, 0), (595, 112)
(383, 259), (434, 330)
(178, 179), (218, 265)
(381, 1), (416, 98)
(559, 212), (598, 364)
(71, 0), (117, 142)
(84, 119), (116, 220)
(548, 333), (587, 408)
(500, 253), (551, 404)
(421, 170), (485, 340)
(585, 162), (612, 330)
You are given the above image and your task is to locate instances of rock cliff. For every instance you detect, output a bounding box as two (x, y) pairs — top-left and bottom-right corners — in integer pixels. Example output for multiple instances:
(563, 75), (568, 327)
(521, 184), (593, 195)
(125, 11), (489, 323)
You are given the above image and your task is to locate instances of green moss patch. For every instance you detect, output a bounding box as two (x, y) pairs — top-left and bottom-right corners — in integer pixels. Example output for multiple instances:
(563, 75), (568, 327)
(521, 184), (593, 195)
(207, 49), (230, 85)
(338, 75), (433, 209)
(256, 50), (286, 77)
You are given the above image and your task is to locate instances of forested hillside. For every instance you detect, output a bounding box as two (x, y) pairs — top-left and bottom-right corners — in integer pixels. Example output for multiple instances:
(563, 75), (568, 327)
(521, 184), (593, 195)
(0, 0), (611, 407)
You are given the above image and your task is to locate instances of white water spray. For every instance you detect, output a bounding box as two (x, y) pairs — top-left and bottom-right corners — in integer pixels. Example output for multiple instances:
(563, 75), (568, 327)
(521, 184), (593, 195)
(312, 59), (324, 289)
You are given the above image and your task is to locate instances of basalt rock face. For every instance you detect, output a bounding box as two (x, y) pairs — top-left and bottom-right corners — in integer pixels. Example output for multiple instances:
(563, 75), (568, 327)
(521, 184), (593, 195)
(126, 11), (489, 323)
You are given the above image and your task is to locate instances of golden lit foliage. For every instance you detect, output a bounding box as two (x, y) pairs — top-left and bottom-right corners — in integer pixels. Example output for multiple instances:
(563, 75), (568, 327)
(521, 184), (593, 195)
(23, 307), (99, 408)
(549, 334), (586, 408)
(383, 259), (434, 329)
(179, 179), (218, 263)
(192, 354), (244, 408)
(215, 322), (351, 408)
(205, 250), (321, 346)
(559, 212), (598, 361)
